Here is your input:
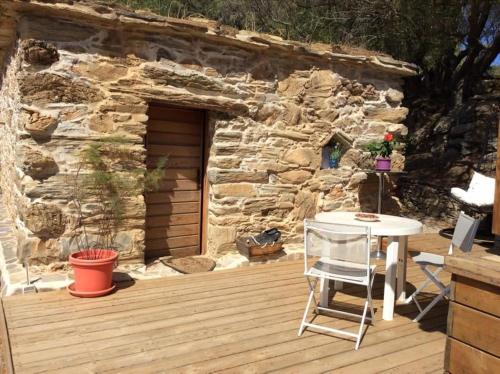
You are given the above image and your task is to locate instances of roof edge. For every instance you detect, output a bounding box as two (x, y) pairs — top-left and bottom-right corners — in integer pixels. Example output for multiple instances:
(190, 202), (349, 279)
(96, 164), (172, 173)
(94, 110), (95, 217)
(4, 0), (419, 77)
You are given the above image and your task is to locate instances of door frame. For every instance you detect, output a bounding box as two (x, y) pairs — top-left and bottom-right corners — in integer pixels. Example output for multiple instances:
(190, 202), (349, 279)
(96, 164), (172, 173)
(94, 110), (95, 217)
(201, 111), (210, 255)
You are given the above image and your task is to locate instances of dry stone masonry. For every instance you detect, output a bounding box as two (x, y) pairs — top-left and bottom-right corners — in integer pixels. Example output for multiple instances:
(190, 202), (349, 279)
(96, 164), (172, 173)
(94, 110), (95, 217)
(0, 0), (416, 266)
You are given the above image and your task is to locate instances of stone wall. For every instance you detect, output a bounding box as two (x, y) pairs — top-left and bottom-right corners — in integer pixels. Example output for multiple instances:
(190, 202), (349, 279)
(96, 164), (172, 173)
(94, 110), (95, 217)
(399, 78), (499, 224)
(0, 0), (414, 264)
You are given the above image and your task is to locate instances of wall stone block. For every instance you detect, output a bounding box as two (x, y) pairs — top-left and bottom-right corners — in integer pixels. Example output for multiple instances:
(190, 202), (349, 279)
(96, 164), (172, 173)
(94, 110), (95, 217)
(21, 39), (59, 65)
(17, 144), (58, 180)
(364, 107), (409, 123)
(282, 148), (318, 167)
(278, 170), (312, 184)
(212, 183), (257, 198)
(208, 169), (269, 184)
(19, 73), (103, 105)
(22, 203), (66, 239)
(23, 109), (58, 139)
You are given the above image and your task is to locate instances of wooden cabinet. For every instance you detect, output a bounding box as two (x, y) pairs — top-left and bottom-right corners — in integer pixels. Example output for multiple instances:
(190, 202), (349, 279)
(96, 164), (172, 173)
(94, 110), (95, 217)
(444, 254), (500, 373)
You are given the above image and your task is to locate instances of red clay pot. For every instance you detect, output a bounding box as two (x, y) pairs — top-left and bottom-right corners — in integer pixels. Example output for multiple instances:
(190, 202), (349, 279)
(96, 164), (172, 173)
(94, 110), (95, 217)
(68, 249), (118, 298)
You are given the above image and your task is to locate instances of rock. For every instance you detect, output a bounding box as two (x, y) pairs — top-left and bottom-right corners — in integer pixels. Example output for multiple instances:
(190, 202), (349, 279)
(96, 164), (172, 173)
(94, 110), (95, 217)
(347, 96), (364, 105)
(364, 107), (409, 123)
(282, 148), (317, 167)
(293, 191), (317, 220)
(326, 184), (347, 200)
(365, 121), (387, 136)
(24, 110), (58, 139)
(17, 145), (58, 180)
(143, 65), (244, 97)
(361, 84), (379, 100)
(89, 113), (116, 133)
(213, 130), (242, 142)
(208, 170), (268, 184)
(212, 183), (256, 197)
(19, 73), (103, 105)
(309, 70), (339, 89)
(405, 153), (434, 170)
(433, 117), (452, 134)
(267, 129), (309, 141)
(255, 103), (281, 122)
(72, 61), (128, 82)
(278, 170), (312, 184)
(98, 94), (148, 114)
(450, 122), (474, 136)
(339, 148), (362, 168)
(162, 256), (216, 273)
(390, 152), (405, 172)
(277, 75), (307, 98)
(387, 123), (408, 136)
(281, 102), (302, 126)
(242, 198), (277, 213)
(207, 225), (236, 256)
(22, 203), (66, 239)
(209, 156), (242, 169)
(316, 108), (339, 122)
(347, 172), (368, 189)
(22, 39), (59, 65)
(385, 88), (404, 104)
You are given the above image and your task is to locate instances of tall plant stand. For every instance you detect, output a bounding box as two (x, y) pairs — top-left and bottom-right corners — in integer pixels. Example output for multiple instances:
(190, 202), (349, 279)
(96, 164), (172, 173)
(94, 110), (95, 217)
(363, 170), (405, 259)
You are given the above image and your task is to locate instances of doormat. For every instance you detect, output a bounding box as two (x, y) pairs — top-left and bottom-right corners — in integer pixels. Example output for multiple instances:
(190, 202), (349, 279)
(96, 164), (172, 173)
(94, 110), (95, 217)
(161, 256), (216, 274)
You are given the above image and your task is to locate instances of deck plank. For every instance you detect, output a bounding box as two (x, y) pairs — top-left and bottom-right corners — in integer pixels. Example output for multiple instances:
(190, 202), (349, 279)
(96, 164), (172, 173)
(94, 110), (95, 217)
(1, 233), (460, 373)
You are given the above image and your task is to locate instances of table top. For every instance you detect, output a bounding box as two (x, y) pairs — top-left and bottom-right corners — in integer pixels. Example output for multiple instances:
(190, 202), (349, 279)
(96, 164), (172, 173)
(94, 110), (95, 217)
(314, 211), (423, 236)
(361, 170), (407, 175)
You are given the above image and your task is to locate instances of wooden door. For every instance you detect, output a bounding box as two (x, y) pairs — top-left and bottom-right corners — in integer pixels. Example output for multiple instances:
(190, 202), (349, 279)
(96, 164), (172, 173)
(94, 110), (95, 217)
(145, 104), (205, 259)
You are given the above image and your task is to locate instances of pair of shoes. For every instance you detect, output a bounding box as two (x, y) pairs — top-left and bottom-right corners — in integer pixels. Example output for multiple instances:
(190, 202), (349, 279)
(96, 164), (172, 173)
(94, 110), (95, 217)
(249, 228), (281, 246)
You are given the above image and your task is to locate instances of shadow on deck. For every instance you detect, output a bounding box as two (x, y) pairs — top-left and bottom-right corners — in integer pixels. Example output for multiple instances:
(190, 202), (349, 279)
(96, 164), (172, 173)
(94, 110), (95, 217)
(0, 233), (475, 373)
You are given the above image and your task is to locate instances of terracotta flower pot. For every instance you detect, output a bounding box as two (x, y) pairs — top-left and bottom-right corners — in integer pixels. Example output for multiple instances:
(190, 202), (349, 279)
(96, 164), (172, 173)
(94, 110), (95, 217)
(375, 157), (391, 171)
(68, 249), (118, 298)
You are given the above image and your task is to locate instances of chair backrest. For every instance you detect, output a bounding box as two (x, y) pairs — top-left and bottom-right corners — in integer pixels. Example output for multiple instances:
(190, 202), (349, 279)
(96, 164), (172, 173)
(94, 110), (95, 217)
(303, 219), (371, 277)
(449, 211), (480, 255)
(467, 171), (495, 205)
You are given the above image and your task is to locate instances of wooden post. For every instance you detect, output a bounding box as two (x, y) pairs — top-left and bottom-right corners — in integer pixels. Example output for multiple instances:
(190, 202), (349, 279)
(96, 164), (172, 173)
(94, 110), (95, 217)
(493, 121), (500, 236)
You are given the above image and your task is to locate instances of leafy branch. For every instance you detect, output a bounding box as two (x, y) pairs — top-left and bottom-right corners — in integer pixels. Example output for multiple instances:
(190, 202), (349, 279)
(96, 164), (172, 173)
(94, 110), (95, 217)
(70, 137), (166, 259)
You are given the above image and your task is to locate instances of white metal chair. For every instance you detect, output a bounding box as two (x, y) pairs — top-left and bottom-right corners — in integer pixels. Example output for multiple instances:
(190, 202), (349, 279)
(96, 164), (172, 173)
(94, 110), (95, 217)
(298, 220), (376, 350)
(450, 171), (495, 212)
(407, 212), (480, 322)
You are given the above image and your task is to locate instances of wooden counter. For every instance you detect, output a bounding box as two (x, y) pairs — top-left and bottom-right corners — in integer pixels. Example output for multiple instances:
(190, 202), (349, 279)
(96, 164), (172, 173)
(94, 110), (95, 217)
(444, 250), (500, 373)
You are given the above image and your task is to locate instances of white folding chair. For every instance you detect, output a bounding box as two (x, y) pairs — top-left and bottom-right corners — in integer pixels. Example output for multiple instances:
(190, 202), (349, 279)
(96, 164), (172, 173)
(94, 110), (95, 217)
(298, 220), (376, 350)
(406, 212), (480, 322)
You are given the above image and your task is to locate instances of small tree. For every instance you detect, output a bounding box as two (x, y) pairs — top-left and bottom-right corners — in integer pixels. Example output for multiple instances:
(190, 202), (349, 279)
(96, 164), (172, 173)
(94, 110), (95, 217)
(71, 136), (166, 259)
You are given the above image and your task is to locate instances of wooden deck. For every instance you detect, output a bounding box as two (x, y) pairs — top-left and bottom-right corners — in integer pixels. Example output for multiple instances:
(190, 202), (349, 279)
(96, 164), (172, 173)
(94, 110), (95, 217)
(1, 233), (473, 373)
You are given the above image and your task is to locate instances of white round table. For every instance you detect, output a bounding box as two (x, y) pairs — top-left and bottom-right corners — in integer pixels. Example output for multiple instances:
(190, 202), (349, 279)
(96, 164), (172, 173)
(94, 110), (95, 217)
(314, 211), (423, 321)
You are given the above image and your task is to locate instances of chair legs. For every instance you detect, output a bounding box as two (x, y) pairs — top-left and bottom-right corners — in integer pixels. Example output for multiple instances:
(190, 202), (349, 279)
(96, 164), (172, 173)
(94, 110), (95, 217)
(298, 273), (376, 350)
(298, 278), (318, 336)
(406, 265), (449, 322)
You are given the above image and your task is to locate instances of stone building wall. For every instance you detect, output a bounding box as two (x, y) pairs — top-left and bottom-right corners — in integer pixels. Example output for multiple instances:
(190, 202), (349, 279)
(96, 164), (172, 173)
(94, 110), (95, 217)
(0, 0), (415, 264)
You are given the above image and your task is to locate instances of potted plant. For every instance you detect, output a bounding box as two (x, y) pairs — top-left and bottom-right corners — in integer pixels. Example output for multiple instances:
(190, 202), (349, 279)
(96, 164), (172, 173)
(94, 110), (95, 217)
(366, 133), (396, 171)
(69, 137), (166, 297)
(329, 143), (342, 168)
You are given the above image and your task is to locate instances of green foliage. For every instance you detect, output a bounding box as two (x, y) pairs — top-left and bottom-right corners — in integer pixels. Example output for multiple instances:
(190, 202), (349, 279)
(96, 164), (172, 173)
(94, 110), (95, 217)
(366, 135), (397, 158)
(489, 65), (500, 78)
(329, 143), (342, 161)
(72, 137), (166, 252)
